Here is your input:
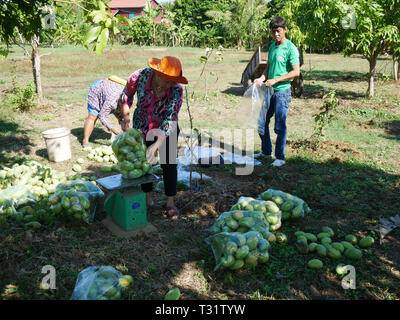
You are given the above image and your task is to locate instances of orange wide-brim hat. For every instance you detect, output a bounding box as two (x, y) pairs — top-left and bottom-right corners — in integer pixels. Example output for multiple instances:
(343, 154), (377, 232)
(148, 56), (188, 85)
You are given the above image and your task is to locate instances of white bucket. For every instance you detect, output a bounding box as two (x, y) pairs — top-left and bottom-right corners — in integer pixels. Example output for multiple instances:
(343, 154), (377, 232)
(42, 127), (72, 162)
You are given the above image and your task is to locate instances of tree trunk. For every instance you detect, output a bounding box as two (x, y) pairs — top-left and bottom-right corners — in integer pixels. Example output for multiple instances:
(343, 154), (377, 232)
(367, 55), (377, 98)
(394, 56), (399, 81)
(31, 34), (42, 97)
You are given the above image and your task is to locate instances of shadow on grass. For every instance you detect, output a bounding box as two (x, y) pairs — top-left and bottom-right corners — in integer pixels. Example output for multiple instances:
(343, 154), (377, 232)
(0, 149), (399, 300)
(382, 120), (400, 141)
(303, 70), (367, 83)
(0, 118), (34, 165)
(221, 83), (246, 97)
(70, 127), (111, 145)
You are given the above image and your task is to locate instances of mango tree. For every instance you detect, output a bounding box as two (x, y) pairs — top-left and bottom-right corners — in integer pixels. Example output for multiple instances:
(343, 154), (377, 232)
(291, 0), (400, 98)
(0, 0), (130, 97)
(341, 0), (400, 97)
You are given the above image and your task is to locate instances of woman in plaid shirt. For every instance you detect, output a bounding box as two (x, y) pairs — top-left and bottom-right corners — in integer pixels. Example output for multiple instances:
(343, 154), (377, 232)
(82, 79), (130, 147)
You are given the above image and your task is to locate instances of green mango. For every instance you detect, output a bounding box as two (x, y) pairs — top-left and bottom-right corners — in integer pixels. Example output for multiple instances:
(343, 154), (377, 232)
(225, 218), (239, 230)
(327, 248), (342, 259)
(261, 190), (273, 201)
(258, 251), (269, 264)
(246, 237), (259, 250)
(265, 214), (279, 225)
(281, 201), (295, 211)
(232, 211), (244, 221)
(345, 234), (358, 245)
(341, 241), (354, 250)
(245, 251), (259, 267)
(24, 221), (41, 229)
(316, 244), (327, 257)
(295, 240), (308, 254)
(317, 232), (330, 240)
(322, 226), (335, 237)
(308, 259), (323, 269)
(265, 201), (280, 214)
(344, 248), (362, 260)
(258, 238), (270, 252)
(276, 232), (288, 243)
(236, 234), (247, 246)
(304, 233), (317, 242)
(221, 255), (235, 268)
(331, 242), (345, 253)
(336, 264), (347, 276)
(297, 235), (308, 244)
(321, 237), (332, 245)
(359, 236), (374, 248)
(235, 245), (250, 260)
(164, 288), (180, 300)
(271, 196), (283, 205)
(223, 242), (238, 255)
(230, 259), (245, 270)
(291, 205), (303, 219)
(294, 231), (305, 238)
(308, 242), (318, 252)
(238, 217), (256, 228)
(128, 169), (143, 179)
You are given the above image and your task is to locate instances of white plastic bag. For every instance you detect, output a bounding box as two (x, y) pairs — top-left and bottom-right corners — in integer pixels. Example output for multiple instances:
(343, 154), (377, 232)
(70, 266), (123, 300)
(257, 86), (274, 136)
(243, 84), (267, 129)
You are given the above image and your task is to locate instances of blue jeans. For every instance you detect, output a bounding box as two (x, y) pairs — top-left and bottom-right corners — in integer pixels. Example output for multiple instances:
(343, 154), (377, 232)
(258, 88), (292, 160)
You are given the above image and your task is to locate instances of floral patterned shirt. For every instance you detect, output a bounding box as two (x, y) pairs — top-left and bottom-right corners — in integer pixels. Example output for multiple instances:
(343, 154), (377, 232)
(119, 68), (183, 139)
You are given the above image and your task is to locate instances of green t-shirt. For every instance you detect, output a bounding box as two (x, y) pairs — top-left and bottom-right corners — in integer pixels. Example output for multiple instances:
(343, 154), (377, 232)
(267, 39), (300, 91)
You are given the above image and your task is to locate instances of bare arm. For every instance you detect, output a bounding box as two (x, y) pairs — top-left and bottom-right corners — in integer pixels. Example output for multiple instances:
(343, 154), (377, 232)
(254, 63), (270, 86)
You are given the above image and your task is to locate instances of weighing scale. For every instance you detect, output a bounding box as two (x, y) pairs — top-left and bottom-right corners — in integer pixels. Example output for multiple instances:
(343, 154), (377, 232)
(96, 174), (160, 231)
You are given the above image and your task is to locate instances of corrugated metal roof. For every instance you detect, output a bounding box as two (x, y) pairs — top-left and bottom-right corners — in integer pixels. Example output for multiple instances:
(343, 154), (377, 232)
(107, 0), (163, 9)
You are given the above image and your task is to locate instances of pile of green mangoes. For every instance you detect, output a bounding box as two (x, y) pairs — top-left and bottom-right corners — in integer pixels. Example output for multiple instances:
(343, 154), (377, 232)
(231, 197), (282, 231)
(0, 160), (68, 198)
(206, 231), (271, 271)
(111, 129), (153, 179)
(293, 226), (375, 270)
(83, 146), (118, 164)
(260, 189), (311, 221)
(71, 266), (133, 300)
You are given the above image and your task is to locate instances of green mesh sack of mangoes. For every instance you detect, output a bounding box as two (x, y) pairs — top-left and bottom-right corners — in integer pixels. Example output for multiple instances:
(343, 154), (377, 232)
(205, 231), (271, 271)
(209, 210), (272, 239)
(260, 189), (311, 221)
(231, 196), (282, 231)
(111, 128), (153, 179)
(50, 181), (104, 224)
(70, 266), (125, 300)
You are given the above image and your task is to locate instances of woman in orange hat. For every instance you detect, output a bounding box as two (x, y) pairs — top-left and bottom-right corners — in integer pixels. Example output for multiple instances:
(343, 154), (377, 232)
(119, 56), (188, 220)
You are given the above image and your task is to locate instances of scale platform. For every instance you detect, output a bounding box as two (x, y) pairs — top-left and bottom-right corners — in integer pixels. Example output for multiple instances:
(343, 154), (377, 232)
(96, 174), (160, 191)
(96, 174), (160, 232)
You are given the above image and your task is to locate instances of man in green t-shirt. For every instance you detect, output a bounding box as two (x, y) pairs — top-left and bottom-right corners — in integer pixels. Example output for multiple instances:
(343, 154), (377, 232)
(254, 16), (300, 167)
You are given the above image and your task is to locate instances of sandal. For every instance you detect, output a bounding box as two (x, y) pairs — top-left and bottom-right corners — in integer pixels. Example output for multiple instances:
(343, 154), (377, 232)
(164, 205), (180, 220)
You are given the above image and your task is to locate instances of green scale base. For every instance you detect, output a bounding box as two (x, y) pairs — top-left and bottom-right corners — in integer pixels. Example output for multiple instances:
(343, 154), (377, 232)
(97, 174), (160, 232)
(104, 187), (147, 231)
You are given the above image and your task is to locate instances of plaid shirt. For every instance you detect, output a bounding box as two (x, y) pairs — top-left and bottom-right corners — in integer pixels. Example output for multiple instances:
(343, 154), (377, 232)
(87, 79), (125, 131)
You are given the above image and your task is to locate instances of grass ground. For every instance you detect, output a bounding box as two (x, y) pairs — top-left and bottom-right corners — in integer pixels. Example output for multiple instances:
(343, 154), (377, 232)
(0, 45), (399, 300)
